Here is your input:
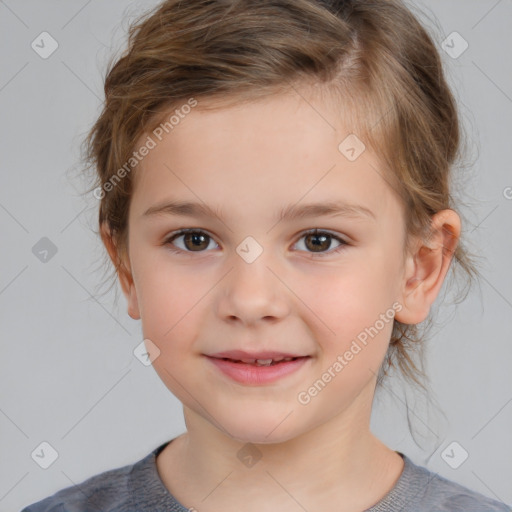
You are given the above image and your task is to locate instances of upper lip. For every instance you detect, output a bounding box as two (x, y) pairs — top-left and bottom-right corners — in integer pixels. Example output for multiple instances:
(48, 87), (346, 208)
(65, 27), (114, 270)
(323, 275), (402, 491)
(206, 350), (309, 360)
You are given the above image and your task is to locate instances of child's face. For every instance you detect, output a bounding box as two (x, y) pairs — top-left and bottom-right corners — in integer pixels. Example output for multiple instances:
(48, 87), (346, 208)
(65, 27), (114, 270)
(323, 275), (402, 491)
(124, 89), (409, 443)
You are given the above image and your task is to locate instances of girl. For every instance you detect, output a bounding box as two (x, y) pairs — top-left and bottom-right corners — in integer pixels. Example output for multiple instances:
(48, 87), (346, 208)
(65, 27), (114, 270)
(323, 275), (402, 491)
(22, 0), (510, 510)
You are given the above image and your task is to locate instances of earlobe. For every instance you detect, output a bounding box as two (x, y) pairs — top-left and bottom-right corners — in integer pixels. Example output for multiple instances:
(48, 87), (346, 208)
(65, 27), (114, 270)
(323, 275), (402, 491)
(395, 209), (460, 325)
(118, 260), (141, 320)
(100, 222), (141, 320)
(125, 281), (141, 320)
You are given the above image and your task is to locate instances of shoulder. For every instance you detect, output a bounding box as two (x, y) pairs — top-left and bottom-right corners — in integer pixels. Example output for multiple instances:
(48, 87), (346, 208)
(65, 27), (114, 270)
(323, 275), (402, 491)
(424, 472), (511, 511)
(20, 448), (157, 512)
(400, 454), (511, 512)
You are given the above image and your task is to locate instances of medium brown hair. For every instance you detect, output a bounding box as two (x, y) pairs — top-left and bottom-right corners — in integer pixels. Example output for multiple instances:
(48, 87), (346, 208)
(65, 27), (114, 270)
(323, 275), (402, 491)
(80, 0), (478, 435)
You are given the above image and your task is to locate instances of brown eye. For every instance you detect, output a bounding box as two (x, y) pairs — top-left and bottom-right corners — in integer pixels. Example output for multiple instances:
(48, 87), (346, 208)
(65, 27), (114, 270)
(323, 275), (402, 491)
(182, 232), (210, 251)
(165, 229), (218, 253)
(294, 229), (347, 257)
(304, 232), (331, 252)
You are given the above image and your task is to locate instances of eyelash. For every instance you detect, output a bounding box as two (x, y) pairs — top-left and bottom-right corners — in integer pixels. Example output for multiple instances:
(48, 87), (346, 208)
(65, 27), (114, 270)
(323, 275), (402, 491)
(163, 228), (349, 258)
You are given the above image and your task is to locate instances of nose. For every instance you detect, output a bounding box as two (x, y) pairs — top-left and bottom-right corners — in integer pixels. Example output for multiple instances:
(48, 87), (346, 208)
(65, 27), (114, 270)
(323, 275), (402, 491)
(216, 249), (290, 326)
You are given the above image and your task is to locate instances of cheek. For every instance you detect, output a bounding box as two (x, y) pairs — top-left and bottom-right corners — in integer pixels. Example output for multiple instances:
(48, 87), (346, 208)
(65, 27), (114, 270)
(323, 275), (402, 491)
(132, 251), (210, 355)
(293, 253), (399, 378)
(299, 267), (396, 407)
(136, 263), (205, 397)
(297, 260), (395, 330)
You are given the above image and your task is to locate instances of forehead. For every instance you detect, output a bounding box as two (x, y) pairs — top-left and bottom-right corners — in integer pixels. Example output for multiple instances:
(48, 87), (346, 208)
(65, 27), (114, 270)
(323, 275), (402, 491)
(131, 90), (401, 222)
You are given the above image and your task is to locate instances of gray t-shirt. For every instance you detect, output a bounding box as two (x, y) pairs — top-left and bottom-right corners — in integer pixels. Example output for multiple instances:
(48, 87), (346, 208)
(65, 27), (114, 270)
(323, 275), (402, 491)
(21, 439), (510, 512)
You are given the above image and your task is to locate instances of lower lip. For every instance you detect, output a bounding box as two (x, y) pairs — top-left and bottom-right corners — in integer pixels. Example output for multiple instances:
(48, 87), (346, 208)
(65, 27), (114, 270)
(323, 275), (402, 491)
(205, 356), (311, 385)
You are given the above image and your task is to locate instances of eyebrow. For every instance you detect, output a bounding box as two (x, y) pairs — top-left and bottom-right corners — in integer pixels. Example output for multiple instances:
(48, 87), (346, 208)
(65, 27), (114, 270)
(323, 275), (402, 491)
(142, 199), (376, 222)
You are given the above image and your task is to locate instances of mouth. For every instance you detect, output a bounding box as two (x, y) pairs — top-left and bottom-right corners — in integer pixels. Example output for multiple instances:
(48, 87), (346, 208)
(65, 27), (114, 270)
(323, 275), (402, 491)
(206, 350), (309, 362)
(204, 352), (312, 385)
(209, 356), (308, 366)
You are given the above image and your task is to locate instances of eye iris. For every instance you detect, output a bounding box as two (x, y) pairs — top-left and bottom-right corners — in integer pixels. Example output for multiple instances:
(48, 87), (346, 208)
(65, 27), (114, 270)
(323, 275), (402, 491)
(306, 233), (330, 252)
(184, 232), (209, 251)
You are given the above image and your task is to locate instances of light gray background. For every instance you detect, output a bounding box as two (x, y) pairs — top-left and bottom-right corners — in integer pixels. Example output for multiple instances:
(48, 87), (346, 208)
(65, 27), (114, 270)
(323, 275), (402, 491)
(1, 1), (511, 510)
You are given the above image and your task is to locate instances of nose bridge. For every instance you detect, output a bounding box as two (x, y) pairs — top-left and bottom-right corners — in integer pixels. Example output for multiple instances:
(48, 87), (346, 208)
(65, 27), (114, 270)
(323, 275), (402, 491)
(231, 240), (276, 297)
(217, 238), (289, 323)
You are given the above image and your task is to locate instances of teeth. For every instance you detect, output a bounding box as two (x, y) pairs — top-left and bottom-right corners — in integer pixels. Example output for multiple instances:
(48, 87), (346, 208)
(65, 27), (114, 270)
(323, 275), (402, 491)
(226, 357), (298, 365)
(255, 358), (273, 366)
(254, 357), (296, 366)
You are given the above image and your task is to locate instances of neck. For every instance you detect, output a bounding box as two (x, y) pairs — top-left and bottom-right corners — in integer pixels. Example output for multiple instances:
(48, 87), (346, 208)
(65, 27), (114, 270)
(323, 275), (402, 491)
(156, 390), (404, 512)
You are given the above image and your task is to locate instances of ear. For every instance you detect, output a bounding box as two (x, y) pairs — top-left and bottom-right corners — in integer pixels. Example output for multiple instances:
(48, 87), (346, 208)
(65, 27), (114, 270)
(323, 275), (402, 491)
(395, 209), (460, 325)
(100, 222), (141, 320)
